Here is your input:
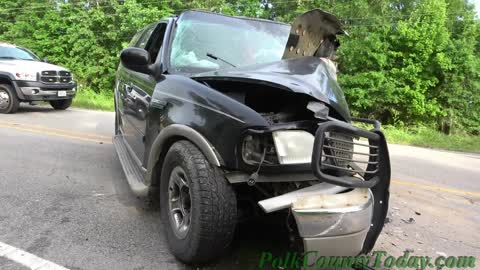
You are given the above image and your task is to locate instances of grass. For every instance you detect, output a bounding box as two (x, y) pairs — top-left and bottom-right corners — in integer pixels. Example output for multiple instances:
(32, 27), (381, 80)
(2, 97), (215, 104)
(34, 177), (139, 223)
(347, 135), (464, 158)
(72, 88), (114, 111)
(382, 125), (480, 153)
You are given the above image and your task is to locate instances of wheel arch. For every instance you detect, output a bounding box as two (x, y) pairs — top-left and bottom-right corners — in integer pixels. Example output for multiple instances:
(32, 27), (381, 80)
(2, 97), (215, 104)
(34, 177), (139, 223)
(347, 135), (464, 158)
(0, 73), (24, 100)
(0, 74), (15, 89)
(146, 124), (225, 187)
(0, 72), (15, 81)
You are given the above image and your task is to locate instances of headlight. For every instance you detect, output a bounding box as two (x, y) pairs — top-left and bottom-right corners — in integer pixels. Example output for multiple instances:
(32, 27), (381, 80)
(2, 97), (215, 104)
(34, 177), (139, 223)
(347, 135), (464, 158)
(242, 134), (279, 165)
(15, 71), (37, 81)
(272, 130), (314, 164)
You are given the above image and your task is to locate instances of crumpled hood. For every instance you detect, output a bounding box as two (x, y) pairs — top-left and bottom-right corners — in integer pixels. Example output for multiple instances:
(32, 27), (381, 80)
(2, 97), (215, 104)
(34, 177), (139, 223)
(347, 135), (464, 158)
(0, 60), (70, 75)
(192, 57), (350, 120)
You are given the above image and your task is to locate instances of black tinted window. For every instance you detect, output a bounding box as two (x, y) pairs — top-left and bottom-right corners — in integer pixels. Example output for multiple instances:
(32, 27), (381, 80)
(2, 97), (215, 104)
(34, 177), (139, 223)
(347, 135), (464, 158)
(136, 25), (156, 49)
(128, 31), (144, 48)
(145, 23), (167, 62)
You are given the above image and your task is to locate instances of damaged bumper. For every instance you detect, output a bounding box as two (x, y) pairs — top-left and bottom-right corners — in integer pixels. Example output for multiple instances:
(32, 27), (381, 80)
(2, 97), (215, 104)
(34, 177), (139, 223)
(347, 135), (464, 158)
(292, 189), (373, 257)
(251, 118), (391, 256)
(258, 185), (376, 257)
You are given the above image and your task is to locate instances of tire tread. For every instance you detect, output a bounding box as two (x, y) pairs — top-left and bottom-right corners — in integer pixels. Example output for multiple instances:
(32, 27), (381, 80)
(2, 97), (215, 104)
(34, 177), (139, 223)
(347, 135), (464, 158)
(161, 140), (236, 264)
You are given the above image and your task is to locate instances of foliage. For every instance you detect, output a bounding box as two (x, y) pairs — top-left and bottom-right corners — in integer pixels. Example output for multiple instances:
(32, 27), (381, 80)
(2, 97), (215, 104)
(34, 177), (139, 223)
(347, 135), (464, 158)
(0, 0), (169, 96)
(72, 87), (114, 111)
(382, 125), (480, 153)
(0, 0), (479, 134)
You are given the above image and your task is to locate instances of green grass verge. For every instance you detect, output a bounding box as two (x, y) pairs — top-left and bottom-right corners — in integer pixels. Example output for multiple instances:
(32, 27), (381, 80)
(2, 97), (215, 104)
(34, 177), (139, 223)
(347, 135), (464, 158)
(72, 88), (114, 111)
(382, 125), (480, 153)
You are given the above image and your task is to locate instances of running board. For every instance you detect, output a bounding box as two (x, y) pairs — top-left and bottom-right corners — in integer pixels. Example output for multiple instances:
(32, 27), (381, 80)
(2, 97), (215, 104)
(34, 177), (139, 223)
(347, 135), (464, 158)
(113, 135), (149, 197)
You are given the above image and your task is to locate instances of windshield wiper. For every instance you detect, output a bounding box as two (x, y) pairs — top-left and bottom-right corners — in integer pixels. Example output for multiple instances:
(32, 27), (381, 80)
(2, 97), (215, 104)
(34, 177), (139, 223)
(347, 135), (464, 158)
(0, 56), (19, 60)
(206, 53), (236, 68)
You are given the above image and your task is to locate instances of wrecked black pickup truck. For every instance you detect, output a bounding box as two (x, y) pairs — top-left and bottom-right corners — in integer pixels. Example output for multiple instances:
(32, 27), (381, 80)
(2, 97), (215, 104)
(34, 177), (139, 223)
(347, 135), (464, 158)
(113, 9), (390, 265)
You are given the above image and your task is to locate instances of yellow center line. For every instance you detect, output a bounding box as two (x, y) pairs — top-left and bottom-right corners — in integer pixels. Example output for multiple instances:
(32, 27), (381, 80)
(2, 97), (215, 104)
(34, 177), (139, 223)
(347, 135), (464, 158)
(392, 179), (480, 198)
(0, 124), (112, 144)
(0, 120), (111, 140)
(1, 121), (478, 197)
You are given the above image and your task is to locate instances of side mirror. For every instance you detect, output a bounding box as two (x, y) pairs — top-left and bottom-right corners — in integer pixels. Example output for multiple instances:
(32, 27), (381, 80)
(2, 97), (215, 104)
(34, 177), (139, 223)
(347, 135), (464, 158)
(120, 48), (152, 74)
(43, 58), (48, 63)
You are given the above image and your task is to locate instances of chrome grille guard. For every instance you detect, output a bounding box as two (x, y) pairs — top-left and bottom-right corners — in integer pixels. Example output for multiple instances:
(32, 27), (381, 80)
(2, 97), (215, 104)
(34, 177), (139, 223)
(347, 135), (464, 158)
(312, 118), (390, 189)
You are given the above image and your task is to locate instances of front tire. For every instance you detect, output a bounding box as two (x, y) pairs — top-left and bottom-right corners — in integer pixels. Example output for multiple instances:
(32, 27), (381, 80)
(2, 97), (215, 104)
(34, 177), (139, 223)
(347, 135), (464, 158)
(160, 140), (237, 264)
(49, 99), (72, 110)
(0, 84), (19, 114)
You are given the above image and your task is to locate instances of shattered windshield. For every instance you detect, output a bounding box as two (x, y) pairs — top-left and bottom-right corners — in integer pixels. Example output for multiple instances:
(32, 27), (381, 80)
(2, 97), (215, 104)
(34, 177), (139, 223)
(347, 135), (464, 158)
(169, 11), (290, 73)
(0, 45), (40, 61)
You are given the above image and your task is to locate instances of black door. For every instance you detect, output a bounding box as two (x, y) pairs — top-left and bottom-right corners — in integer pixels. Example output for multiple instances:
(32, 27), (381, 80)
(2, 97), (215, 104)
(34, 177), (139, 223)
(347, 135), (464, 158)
(119, 22), (168, 165)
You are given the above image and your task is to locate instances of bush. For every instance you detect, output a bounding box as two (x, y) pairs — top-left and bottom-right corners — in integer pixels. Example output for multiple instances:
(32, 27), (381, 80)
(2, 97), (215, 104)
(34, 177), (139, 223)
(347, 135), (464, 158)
(72, 88), (114, 111)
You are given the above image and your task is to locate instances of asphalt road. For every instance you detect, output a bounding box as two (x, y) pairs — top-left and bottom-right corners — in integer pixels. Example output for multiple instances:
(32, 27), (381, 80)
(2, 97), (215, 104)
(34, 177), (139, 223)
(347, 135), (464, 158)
(0, 105), (479, 270)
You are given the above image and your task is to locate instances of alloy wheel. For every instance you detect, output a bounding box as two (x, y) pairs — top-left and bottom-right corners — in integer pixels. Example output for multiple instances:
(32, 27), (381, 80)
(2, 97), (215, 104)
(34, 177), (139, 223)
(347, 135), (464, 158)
(0, 89), (10, 110)
(168, 166), (192, 239)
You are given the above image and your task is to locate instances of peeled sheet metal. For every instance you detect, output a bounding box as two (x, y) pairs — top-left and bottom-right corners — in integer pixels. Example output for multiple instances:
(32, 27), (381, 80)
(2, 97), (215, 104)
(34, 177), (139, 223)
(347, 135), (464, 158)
(258, 182), (348, 213)
(282, 9), (345, 60)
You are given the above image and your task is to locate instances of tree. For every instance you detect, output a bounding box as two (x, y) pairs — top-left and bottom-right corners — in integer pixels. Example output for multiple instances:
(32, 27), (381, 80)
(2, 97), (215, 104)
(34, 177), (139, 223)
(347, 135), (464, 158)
(0, 0), (478, 133)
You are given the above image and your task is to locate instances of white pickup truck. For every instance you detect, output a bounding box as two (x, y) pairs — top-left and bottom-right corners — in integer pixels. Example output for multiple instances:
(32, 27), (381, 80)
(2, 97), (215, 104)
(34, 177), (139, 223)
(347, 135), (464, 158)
(0, 43), (77, 113)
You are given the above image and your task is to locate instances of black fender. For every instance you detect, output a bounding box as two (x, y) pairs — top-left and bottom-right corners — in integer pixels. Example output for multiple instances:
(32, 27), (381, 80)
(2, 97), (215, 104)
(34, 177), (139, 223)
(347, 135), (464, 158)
(0, 72), (25, 100)
(0, 72), (15, 81)
(145, 124), (223, 185)
(141, 75), (271, 186)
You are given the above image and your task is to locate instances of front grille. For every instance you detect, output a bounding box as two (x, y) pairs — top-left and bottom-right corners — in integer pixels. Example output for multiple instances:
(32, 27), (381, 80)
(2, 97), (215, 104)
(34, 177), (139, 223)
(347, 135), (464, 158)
(59, 77), (71, 83)
(40, 70), (72, 84)
(40, 76), (58, 83)
(327, 132), (354, 168)
(321, 132), (379, 175)
(312, 120), (387, 188)
(59, 71), (71, 76)
(41, 70), (57, 76)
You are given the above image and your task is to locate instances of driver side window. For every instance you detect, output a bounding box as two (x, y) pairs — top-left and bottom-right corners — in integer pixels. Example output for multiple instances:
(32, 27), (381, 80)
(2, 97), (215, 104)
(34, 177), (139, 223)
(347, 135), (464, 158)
(133, 28), (153, 49)
(144, 23), (167, 63)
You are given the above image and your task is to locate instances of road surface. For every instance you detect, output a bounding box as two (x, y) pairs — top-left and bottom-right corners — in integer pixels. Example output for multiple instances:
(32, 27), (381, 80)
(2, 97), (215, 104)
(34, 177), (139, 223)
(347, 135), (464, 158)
(0, 105), (479, 270)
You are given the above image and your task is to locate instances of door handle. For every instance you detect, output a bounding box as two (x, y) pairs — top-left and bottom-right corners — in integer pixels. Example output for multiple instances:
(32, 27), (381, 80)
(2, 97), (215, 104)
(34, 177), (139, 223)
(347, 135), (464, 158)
(123, 84), (133, 96)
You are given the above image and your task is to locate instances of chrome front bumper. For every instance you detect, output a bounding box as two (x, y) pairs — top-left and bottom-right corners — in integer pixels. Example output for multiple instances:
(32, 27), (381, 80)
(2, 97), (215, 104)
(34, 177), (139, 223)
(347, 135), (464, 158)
(253, 119), (389, 261)
(258, 187), (373, 258)
(292, 189), (373, 257)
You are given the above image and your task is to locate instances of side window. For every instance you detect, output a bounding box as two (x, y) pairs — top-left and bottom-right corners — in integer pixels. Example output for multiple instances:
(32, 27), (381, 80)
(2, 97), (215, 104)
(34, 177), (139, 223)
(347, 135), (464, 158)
(128, 29), (146, 48)
(137, 27), (155, 49)
(144, 23), (168, 63)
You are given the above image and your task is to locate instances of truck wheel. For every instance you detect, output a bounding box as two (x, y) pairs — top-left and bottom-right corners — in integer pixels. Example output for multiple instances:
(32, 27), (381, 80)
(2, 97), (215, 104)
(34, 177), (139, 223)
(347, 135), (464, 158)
(49, 99), (72, 110)
(160, 140), (236, 264)
(0, 84), (19, 114)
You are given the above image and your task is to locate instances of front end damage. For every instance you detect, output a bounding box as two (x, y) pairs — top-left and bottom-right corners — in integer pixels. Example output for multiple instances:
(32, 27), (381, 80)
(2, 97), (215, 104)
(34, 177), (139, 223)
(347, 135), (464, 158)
(191, 8), (390, 257)
(292, 189), (373, 258)
(195, 62), (391, 258)
(231, 118), (391, 257)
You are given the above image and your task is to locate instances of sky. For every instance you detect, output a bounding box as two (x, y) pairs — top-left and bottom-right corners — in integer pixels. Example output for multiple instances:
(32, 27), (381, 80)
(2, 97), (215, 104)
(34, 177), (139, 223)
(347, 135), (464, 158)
(473, 0), (480, 16)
